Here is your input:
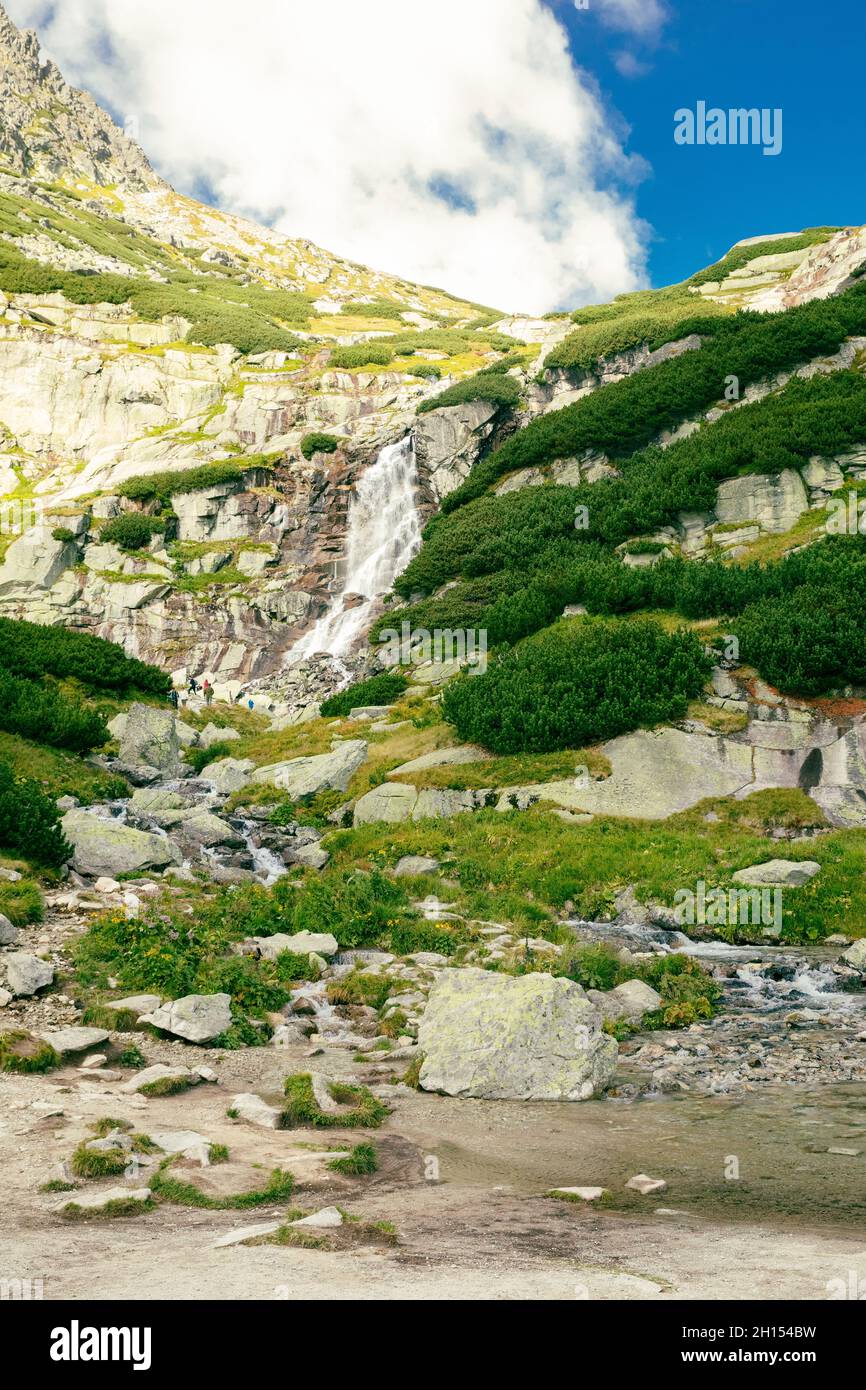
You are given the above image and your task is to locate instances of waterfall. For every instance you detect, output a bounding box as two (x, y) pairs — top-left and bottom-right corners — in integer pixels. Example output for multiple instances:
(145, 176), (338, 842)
(287, 434), (422, 665)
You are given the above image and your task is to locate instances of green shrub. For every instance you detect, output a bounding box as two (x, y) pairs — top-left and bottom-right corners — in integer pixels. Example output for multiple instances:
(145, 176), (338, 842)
(735, 584), (866, 696)
(51, 526), (75, 542)
(417, 366), (521, 414)
(339, 300), (406, 320)
(70, 1142), (129, 1179)
(408, 363), (441, 380)
(442, 617), (711, 754)
(0, 763), (71, 867)
(99, 513), (162, 551)
(117, 456), (276, 503)
(0, 878), (43, 927)
(330, 344), (395, 369)
(0, 242), (308, 354)
(442, 283), (866, 511)
(300, 432), (340, 460)
(320, 671), (408, 716)
(0, 670), (108, 751)
(290, 869), (413, 949)
(0, 616), (168, 696)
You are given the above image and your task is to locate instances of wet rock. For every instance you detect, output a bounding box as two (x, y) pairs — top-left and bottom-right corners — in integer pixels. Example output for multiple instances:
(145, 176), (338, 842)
(842, 940), (866, 972)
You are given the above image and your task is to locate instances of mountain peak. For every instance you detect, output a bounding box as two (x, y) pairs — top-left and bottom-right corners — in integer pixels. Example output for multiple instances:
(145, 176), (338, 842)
(0, 1), (159, 191)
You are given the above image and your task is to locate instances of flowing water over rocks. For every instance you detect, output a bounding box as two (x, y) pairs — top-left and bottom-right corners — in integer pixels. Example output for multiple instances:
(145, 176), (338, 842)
(568, 916), (866, 1097)
(286, 434), (422, 674)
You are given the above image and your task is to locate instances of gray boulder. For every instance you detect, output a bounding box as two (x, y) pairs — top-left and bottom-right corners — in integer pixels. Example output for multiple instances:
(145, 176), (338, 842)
(732, 859), (821, 887)
(139, 992), (232, 1043)
(251, 740), (367, 797)
(393, 855), (440, 877)
(239, 930), (338, 959)
(119, 702), (182, 774)
(37, 1026), (109, 1055)
(205, 757), (256, 793)
(418, 967), (617, 1101)
(587, 979), (661, 1023)
(199, 723), (241, 749)
(5, 953), (54, 997)
(61, 809), (181, 877)
(0, 912), (19, 945)
(842, 940), (866, 972)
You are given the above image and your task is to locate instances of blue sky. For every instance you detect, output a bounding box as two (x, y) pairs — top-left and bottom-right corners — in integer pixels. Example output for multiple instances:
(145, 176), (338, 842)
(555, 0), (866, 287)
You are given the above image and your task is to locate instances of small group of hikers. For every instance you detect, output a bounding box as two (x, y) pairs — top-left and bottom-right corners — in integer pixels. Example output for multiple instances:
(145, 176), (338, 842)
(169, 677), (255, 712)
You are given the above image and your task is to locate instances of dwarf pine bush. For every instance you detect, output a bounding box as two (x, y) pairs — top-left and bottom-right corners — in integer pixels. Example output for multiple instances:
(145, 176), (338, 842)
(441, 617), (711, 754)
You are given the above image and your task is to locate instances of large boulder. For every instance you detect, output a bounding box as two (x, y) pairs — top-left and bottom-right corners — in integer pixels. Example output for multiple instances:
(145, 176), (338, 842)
(204, 757), (256, 794)
(4, 952), (54, 997)
(353, 781), (418, 825)
(714, 469), (808, 534)
(61, 809), (182, 877)
(119, 702), (182, 775)
(251, 740), (367, 797)
(139, 992), (232, 1043)
(587, 979), (661, 1023)
(418, 968), (617, 1101)
(732, 859), (821, 887)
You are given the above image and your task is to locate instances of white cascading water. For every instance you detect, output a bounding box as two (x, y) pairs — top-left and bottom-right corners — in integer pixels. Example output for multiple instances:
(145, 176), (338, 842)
(287, 433), (422, 665)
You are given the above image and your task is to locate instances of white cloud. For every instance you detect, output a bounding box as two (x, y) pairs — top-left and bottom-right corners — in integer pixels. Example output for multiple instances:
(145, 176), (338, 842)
(6, 0), (653, 313)
(613, 50), (652, 79)
(593, 0), (669, 35)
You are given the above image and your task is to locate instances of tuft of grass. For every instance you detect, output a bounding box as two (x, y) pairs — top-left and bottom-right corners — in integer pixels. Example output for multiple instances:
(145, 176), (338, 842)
(39, 1179), (78, 1193)
(82, 1004), (142, 1032)
(138, 1075), (195, 1098)
(328, 1142), (378, 1176)
(0, 1030), (59, 1074)
(61, 1196), (154, 1221)
(282, 1073), (391, 1129)
(209, 1143), (230, 1164)
(149, 1160), (294, 1210)
(402, 1054), (423, 1090)
(0, 878), (43, 927)
(70, 1142), (129, 1180)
